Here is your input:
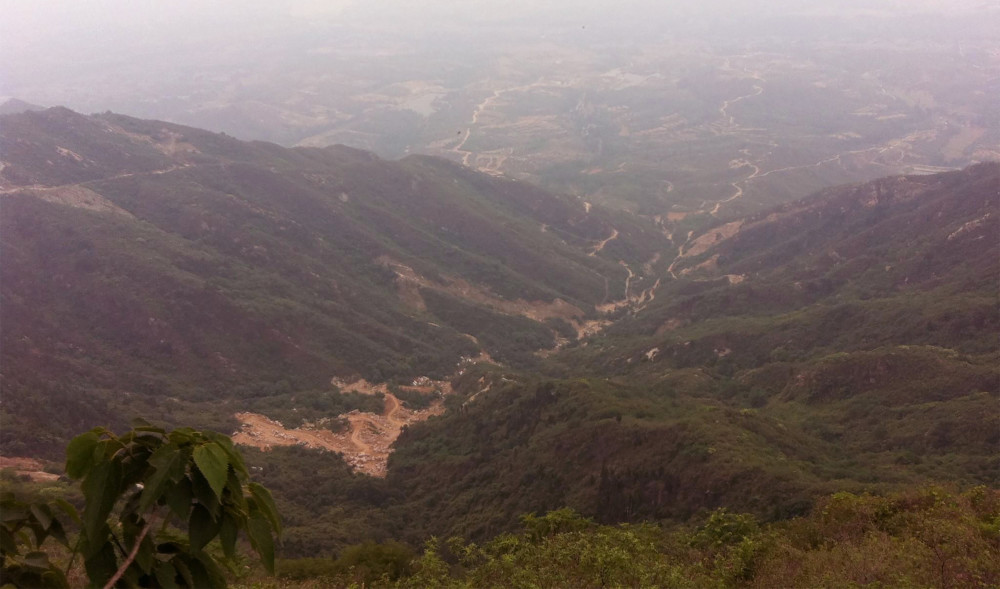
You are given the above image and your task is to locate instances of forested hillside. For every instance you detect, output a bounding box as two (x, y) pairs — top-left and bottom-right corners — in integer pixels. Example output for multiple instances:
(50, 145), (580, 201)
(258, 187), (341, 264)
(248, 163), (999, 555)
(0, 107), (667, 457)
(1, 109), (996, 581)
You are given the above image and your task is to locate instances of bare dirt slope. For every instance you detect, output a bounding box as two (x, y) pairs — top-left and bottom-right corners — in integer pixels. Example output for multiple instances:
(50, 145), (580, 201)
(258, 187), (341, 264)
(232, 383), (448, 477)
(0, 456), (60, 482)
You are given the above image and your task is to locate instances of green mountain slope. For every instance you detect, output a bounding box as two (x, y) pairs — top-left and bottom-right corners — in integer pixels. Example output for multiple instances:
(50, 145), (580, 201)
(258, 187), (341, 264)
(589, 162), (999, 369)
(1, 107), (995, 561)
(0, 107), (667, 456)
(248, 164), (998, 556)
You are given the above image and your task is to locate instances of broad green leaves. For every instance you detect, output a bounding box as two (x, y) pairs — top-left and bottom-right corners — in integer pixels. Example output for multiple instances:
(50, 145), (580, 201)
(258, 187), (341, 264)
(2, 422), (280, 588)
(80, 458), (123, 549)
(246, 515), (276, 574)
(64, 430), (100, 479)
(248, 482), (282, 537)
(188, 504), (222, 552)
(1, 422), (282, 589)
(139, 442), (185, 513)
(192, 443), (229, 500)
(0, 493), (74, 588)
(59, 424), (281, 587)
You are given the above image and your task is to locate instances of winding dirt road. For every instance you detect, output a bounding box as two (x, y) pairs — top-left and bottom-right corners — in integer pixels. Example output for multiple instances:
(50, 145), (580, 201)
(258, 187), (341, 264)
(711, 160), (761, 215)
(450, 80), (544, 169)
(589, 228), (619, 256)
(384, 394), (406, 427)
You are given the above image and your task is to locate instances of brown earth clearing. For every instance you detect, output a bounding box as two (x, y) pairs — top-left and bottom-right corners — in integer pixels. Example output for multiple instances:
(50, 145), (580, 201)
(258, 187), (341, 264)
(0, 456), (60, 482)
(234, 376), (453, 477)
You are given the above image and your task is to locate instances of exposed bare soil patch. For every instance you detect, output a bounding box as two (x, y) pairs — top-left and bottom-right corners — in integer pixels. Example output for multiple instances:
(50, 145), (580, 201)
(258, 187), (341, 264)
(0, 456), (60, 482)
(232, 389), (445, 478)
(112, 126), (201, 158)
(589, 228), (619, 256)
(681, 220), (744, 259)
(21, 185), (135, 217)
(377, 256), (587, 326)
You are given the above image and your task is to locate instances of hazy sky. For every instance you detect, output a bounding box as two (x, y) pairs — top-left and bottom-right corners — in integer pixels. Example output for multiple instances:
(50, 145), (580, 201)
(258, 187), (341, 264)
(4, 1), (994, 46)
(3, 0), (992, 43)
(2, 0), (996, 114)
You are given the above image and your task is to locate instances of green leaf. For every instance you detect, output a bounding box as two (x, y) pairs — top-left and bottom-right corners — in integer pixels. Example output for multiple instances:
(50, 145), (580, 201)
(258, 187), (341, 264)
(224, 469), (248, 516)
(65, 431), (100, 479)
(139, 443), (184, 513)
(131, 417), (166, 434)
(81, 459), (123, 545)
(1, 503), (28, 524)
(47, 518), (68, 547)
(40, 566), (70, 589)
(29, 504), (53, 531)
(83, 539), (119, 587)
(208, 431), (248, 476)
(154, 561), (180, 589)
(26, 520), (47, 547)
(171, 552), (218, 589)
(167, 428), (197, 446)
(23, 550), (51, 569)
(219, 514), (238, 560)
(248, 482), (282, 536)
(193, 550), (228, 588)
(165, 478), (193, 523)
(172, 557), (195, 588)
(190, 469), (220, 519)
(188, 504), (221, 553)
(121, 563), (141, 587)
(1, 526), (19, 554)
(134, 532), (156, 573)
(247, 513), (276, 574)
(53, 499), (80, 525)
(192, 443), (229, 500)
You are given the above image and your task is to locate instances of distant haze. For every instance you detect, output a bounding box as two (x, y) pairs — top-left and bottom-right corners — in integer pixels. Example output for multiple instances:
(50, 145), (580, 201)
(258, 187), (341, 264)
(4, 0), (995, 109)
(2, 0), (997, 215)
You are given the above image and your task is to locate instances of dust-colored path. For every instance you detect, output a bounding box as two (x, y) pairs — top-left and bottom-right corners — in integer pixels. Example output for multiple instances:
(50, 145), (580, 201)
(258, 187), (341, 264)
(718, 83), (764, 128)
(664, 66), (766, 274)
(450, 80), (545, 170)
(711, 160), (761, 215)
(2, 123), (201, 195)
(384, 394), (406, 427)
(452, 87), (509, 165)
(0, 163), (194, 195)
(589, 228), (619, 256)
(348, 416), (376, 454)
(595, 259), (661, 315)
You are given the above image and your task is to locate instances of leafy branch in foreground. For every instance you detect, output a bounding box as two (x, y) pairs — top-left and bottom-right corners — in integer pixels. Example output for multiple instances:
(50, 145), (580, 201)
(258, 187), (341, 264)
(0, 492), (78, 588)
(2, 421), (281, 588)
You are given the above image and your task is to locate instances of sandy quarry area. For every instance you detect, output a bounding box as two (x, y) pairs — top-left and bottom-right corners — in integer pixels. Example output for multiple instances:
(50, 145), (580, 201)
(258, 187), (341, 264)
(232, 381), (448, 477)
(0, 456), (60, 482)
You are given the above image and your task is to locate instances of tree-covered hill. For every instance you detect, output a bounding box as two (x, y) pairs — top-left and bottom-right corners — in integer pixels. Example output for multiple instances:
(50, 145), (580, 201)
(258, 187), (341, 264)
(248, 163), (998, 554)
(1, 107), (996, 569)
(247, 164), (996, 556)
(0, 107), (667, 457)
